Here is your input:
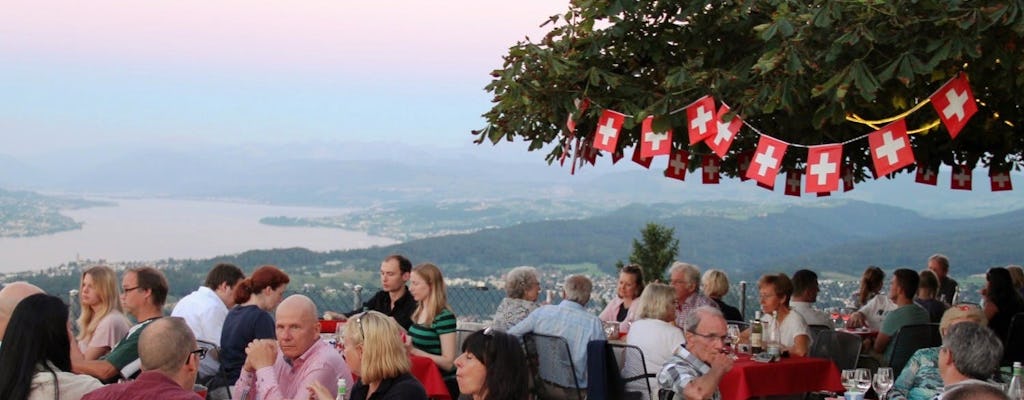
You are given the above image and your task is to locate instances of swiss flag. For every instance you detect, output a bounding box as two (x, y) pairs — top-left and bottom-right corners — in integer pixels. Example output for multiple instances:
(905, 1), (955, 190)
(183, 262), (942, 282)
(632, 144), (652, 168)
(842, 164), (855, 192)
(702, 155), (721, 184)
(565, 98), (590, 134)
(805, 144), (843, 193)
(664, 149), (689, 181)
(784, 170), (801, 197)
(930, 73), (977, 139)
(592, 109), (625, 152)
(951, 165), (973, 190)
(687, 96), (718, 145)
(737, 152), (753, 181)
(991, 169), (1013, 192)
(706, 104), (742, 158)
(745, 135), (788, 187)
(640, 116), (673, 158)
(868, 119), (915, 177)
(916, 165), (938, 185)
(612, 150), (624, 164)
(817, 191), (831, 197)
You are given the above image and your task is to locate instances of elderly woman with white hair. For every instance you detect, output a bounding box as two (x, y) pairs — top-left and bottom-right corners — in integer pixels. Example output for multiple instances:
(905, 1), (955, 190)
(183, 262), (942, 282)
(491, 266), (541, 331)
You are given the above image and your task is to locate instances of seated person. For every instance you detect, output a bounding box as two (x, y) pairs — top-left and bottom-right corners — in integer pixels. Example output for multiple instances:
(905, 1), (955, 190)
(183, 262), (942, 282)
(936, 323), (1003, 399)
(658, 306), (733, 400)
(752, 273), (810, 357)
(491, 266), (541, 331)
(871, 269), (930, 361)
(626, 283), (686, 399)
(889, 304), (986, 400)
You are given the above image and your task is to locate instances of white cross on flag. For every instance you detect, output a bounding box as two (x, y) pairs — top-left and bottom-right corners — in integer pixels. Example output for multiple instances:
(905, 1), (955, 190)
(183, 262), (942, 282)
(640, 116), (673, 159)
(930, 73), (977, 139)
(745, 135), (788, 187)
(702, 155), (721, 184)
(664, 148), (689, 181)
(805, 144), (842, 193)
(687, 96), (718, 145)
(592, 109), (625, 152)
(868, 119), (915, 177)
(785, 170), (802, 197)
(705, 104), (742, 158)
(951, 165), (973, 190)
(915, 166), (938, 185)
(990, 169), (1013, 192)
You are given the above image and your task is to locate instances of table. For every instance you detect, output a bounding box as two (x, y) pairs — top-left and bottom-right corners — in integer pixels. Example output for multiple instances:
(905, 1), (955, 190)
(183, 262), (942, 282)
(837, 328), (878, 339)
(409, 355), (450, 400)
(720, 354), (844, 400)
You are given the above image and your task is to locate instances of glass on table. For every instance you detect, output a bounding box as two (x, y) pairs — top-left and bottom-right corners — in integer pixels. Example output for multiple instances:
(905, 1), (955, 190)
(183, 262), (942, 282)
(841, 369), (858, 393)
(873, 367), (893, 400)
(727, 324), (742, 353)
(854, 368), (872, 393)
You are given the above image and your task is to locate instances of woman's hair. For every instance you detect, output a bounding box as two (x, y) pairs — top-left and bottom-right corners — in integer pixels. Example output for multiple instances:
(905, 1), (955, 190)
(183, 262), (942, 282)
(758, 273), (794, 307)
(0, 294), (72, 400)
(857, 266), (885, 306)
(76, 265), (121, 344)
(412, 263), (451, 326)
(918, 269), (939, 296)
(1007, 265), (1024, 290)
(635, 283), (675, 322)
(504, 266), (539, 299)
(344, 311), (410, 383)
(461, 328), (530, 400)
(985, 267), (1024, 314)
(233, 265), (290, 305)
(700, 269), (731, 299)
(939, 303), (987, 336)
(620, 264), (645, 299)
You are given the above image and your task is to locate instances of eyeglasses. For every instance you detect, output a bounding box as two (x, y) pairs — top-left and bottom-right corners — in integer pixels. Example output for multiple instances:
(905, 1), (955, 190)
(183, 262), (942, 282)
(483, 327), (494, 336)
(122, 286), (141, 294)
(190, 348), (208, 360)
(689, 331), (729, 343)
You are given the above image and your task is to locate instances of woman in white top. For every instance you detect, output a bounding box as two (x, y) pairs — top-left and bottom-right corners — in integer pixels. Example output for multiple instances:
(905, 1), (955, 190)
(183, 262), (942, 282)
(757, 273), (810, 356)
(0, 293), (103, 400)
(76, 265), (131, 360)
(625, 283), (685, 400)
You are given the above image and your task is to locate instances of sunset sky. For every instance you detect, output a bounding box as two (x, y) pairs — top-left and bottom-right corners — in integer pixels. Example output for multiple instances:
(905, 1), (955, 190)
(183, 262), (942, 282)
(0, 1), (567, 156)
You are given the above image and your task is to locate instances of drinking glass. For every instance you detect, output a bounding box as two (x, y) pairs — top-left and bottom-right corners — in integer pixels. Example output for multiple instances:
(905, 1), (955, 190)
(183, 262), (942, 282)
(873, 367), (893, 400)
(840, 310), (852, 328)
(335, 323), (345, 351)
(842, 369), (858, 393)
(829, 307), (841, 327)
(727, 324), (741, 353)
(855, 368), (872, 393)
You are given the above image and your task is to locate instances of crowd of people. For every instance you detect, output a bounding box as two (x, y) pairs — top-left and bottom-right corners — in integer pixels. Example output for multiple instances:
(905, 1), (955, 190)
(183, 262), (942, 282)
(0, 252), (1020, 400)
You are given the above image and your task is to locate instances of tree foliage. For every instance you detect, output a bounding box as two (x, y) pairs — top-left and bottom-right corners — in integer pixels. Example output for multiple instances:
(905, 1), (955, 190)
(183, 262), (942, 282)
(474, 0), (1024, 181)
(623, 222), (680, 282)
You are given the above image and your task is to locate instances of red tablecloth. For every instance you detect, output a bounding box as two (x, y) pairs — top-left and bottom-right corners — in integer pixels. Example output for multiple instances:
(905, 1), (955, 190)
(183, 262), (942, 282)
(410, 355), (450, 400)
(720, 354), (844, 400)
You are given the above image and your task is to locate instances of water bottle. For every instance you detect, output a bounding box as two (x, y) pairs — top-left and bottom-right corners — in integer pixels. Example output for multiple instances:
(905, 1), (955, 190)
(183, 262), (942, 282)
(751, 311), (763, 354)
(336, 377), (347, 400)
(765, 311), (781, 358)
(1008, 362), (1023, 400)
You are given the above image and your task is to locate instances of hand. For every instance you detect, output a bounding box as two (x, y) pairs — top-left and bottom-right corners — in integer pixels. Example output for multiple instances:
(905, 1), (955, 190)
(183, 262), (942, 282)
(324, 311), (348, 321)
(307, 381), (333, 400)
(709, 351), (734, 371)
(846, 312), (866, 329)
(246, 339), (278, 370)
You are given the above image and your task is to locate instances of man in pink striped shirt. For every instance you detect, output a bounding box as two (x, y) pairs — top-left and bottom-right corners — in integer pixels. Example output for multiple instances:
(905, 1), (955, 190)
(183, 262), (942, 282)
(232, 295), (350, 400)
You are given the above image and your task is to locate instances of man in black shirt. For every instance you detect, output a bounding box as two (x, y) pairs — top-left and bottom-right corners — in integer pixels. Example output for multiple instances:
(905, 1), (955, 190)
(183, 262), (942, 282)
(325, 254), (417, 330)
(929, 253), (959, 305)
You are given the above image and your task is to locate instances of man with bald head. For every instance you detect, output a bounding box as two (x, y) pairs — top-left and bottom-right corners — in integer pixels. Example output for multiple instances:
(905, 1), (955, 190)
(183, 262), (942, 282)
(83, 317), (203, 399)
(0, 281), (44, 347)
(232, 295), (349, 400)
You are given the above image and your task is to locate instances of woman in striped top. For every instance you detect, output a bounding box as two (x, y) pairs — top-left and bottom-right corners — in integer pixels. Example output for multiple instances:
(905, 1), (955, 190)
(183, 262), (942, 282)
(407, 263), (458, 375)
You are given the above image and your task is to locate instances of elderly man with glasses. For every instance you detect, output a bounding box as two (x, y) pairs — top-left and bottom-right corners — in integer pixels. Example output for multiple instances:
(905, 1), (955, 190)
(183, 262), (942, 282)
(83, 317), (206, 399)
(936, 323), (1003, 399)
(658, 306), (734, 400)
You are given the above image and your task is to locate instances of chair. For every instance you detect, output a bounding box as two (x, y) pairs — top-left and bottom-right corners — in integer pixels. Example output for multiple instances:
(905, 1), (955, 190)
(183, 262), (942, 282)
(810, 329), (861, 371)
(1002, 312), (1024, 365)
(196, 339), (232, 399)
(523, 333), (583, 400)
(807, 324), (831, 344)
(606, 342), (657, 400)
(888, 323), (941, 376)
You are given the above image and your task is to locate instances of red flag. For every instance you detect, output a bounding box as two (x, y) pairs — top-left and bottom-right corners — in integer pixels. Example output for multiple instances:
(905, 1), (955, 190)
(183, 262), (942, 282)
(640, 116), (673, 158)
(745, 135), (788, 187)
(868, 119), (915, 177)
(592, 109), (624, 152)
(817, 191), (831, 197)
(565, 98), (590, 133)
(991, 169), (1013, 192)
(784, 170), (802, 197)
(632, 144), (652, 168)
(805, 144), (843, 193)
(579, 138), (598, 165)
(916, 165), (938, 185)
(930, 73), (977, 139)
(612, 150), (624, 164)
(664, 149), (689, 181)
(706, 104), (741, 158)
(951, 165), (973, 190)
(687, 96), (717, 145)
(702, 155), (721, 184)
(737, 152), (753, 181)
(757, 181), (775, 191)
(842, 164), (855, 192)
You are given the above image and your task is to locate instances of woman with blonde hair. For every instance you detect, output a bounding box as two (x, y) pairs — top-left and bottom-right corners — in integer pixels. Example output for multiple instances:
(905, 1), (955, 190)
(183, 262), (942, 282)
(309, 311), (427, 400)
(407, 263), (458, 394)
(701, 269), (742, 322)
(625, 283), (685, 400)
(75, 265), (131, 360)
(888, 304), (988, 400)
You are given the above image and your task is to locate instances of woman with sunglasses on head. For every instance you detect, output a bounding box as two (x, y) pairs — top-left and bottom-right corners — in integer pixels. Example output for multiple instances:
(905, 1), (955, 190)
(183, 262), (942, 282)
(76, 265), (131, 360)
(888, 304), (987, 400)
(0, 293), (103, 400)
(453, 328), (530, 400)
(309, 311), (427, 400)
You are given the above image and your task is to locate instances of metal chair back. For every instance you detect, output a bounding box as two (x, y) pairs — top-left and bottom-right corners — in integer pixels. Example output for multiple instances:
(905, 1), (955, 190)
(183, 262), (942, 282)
(888, 323), (941, 376)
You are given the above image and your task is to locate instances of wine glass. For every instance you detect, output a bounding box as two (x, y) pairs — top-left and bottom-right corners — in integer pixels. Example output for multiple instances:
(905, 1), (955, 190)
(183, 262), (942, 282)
(829, 307), (840, 327)
(855, 368), (872, 394)
(335, 323), (346, 351)
(727, 324), (741, 353)
(841, 309), (853, 329)
(873, 367), (893, 400)
(841, 369), (858, 394)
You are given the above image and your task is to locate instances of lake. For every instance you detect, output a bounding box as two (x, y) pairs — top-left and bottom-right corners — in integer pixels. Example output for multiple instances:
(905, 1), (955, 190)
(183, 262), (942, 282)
(0, 197), (396, 273)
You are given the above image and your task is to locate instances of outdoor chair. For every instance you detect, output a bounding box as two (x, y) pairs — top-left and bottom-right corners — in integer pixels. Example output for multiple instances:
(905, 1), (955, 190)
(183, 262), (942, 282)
(607, 342), (657, 400)
(523, 332), (583, 400)
(887, 323), (941, 376)
(1002, 312), (1024, 365)
(807, 324), (831, 345)
(197, 339), (232, 399)
(810, 329), (861, 371)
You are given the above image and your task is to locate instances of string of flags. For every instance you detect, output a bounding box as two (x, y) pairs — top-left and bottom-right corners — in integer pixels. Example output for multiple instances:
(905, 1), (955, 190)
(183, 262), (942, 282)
(561, 72), (1015, 195)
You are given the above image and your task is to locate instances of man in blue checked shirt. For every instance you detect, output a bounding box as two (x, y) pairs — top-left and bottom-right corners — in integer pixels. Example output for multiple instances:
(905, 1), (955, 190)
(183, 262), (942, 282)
(658, 306), (733, 400)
